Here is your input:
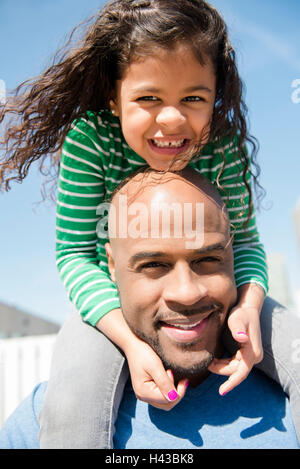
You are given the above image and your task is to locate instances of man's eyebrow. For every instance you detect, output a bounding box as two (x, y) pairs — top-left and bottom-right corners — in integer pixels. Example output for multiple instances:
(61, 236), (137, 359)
(191, 243), (226, 255)
(129, 243), (226, 266)
(129, 251), (166, 267)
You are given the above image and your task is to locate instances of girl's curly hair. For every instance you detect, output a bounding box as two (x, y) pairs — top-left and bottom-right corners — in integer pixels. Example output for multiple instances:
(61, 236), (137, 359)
(0, 0), (264, 220)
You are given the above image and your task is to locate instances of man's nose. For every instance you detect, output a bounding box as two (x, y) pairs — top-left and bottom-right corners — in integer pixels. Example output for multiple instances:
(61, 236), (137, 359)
(156, 106), (186, 130)
(162, 263), (208, 306)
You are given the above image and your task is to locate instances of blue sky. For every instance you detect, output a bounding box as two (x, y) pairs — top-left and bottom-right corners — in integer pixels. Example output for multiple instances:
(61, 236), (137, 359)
(0, 0), (300, 325)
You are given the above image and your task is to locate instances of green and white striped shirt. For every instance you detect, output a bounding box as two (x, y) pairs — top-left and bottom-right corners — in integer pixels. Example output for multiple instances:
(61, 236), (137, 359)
(56, 110), (268, 326)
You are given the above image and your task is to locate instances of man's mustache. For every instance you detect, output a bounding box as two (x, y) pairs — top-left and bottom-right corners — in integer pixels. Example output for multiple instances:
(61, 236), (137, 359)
(155, 301), (225, 325)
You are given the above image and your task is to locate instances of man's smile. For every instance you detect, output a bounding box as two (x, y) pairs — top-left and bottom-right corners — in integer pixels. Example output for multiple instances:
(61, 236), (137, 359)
(160, 317), (209, 343)
(156, 307), (222, 344)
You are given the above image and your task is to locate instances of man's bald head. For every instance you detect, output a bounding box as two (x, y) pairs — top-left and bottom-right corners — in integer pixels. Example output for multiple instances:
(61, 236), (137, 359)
(108, 167), (231, 252)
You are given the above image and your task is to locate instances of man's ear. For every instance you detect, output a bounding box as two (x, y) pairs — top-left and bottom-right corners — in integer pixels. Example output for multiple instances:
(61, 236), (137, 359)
(109, 99), (119, 117)
(105, 242), (116, 282)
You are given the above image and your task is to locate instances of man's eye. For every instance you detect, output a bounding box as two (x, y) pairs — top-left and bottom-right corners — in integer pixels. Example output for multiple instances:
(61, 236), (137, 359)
(140, 262), (165, 269)
(138, 262), (170, 272)
(194, 257), (221, 264)
(183, 96), (205, 102)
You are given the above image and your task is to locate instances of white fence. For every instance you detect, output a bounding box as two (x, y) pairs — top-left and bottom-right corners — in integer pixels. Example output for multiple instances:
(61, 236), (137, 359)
(0, 334), (57, 428)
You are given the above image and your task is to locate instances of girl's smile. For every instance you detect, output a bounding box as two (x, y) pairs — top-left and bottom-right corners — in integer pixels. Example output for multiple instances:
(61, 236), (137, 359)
(147, 137), (191, 156)
(110, 44), (216, 170)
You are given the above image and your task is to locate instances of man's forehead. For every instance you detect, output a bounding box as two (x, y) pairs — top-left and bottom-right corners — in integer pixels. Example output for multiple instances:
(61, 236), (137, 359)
(109, 198), (228, 248)
(108, 168), (230, 248)
(113, 170), (223, 206)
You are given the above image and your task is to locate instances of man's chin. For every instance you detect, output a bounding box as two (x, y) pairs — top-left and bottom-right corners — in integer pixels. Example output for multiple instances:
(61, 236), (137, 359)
(145, 332), (216, 384)
(129, 325), (217, 385)
(160, 350), (215, 385)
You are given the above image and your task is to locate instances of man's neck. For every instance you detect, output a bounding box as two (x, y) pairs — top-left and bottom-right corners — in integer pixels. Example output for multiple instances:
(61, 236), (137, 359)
(186, 369), (211, 388)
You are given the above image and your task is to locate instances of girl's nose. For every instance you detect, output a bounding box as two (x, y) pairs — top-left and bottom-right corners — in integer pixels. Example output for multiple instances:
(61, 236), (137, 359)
(156, 106), (186, 130)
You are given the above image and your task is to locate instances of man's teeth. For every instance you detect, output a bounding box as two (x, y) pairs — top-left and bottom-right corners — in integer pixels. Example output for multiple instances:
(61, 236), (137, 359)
(166, 319), (204, 330)
(152, 139), (186, 148)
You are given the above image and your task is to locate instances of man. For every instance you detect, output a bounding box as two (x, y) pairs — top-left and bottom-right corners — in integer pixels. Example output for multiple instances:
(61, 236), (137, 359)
(0, 168), (298, 449)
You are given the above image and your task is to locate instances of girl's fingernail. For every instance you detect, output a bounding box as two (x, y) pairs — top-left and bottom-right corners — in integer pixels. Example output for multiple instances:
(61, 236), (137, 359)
(237, 331), (248, 337)
(221, 390), (227, 396)
(167, 390), (178, 401)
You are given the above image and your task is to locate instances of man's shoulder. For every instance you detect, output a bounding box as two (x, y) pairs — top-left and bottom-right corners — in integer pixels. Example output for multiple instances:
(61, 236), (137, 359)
(0, 382), (47, 449)
(193, 369), (299, 447)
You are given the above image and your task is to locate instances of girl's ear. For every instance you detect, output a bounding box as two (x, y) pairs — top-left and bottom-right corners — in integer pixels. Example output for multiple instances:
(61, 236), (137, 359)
(109, 99), (119, 117)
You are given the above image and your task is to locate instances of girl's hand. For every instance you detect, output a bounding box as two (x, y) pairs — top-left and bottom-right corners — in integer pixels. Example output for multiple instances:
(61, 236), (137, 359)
(208, 304), (263, 396)
(97, 308), (188, 410)
(125, 338), (189, 411)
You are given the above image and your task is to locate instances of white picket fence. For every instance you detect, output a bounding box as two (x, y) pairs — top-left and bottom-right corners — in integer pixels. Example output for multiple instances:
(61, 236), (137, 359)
(0, 334), (57, 428)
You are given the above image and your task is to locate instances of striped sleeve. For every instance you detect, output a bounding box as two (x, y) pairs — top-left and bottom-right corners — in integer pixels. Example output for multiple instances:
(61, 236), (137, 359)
(218, 141), (269, 295)
(56, 115), (121, 326)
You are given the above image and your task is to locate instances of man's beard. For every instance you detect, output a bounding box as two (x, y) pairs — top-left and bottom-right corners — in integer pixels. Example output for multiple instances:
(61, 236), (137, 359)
(117, 288), (225, 384)
(129, 326), (215, 384)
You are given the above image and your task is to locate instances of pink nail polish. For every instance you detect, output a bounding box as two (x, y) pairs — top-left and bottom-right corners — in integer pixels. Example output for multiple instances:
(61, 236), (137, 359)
(237, 331), (248, 337)
(167, 390), (178, 401)
(221, 391), (227, 396)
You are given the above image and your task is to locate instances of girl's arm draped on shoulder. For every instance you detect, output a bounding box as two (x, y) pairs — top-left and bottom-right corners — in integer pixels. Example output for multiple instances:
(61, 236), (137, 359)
(218, 136), (268, 295)
(208, 137), (267, 396)
(55, 113), (121, 326)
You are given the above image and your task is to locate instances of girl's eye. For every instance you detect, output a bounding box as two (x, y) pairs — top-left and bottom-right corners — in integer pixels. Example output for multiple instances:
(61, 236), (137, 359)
(136, 96), (158, 102)
(183, 96), (205, 102)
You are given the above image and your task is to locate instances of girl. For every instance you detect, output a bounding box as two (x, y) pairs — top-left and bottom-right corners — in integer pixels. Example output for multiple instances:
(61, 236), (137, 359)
(1, 0), (300, 448)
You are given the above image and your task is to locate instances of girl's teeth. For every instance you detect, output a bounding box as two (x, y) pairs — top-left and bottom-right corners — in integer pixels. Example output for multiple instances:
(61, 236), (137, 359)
(152, 139), (185, 148)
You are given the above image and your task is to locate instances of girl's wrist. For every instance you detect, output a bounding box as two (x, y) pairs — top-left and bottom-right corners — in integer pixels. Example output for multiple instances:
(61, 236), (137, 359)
(237, 283), (265, 313)
(96, 308), (141, 353)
